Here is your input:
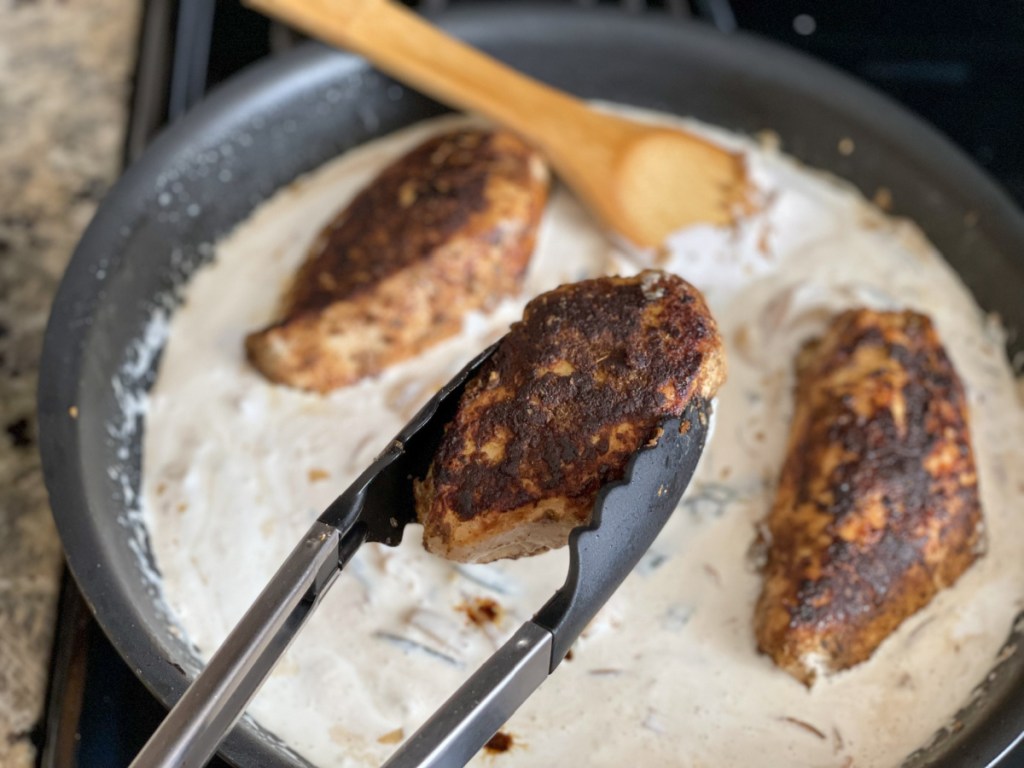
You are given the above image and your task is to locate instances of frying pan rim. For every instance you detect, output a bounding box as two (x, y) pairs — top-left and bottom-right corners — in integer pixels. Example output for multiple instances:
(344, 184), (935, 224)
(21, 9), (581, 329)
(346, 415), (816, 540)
(37, 4), (1024, 766)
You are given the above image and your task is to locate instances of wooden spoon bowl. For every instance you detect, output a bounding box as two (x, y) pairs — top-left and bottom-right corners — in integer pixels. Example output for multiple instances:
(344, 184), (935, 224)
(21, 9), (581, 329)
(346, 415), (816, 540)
(247, 0), (748, 248)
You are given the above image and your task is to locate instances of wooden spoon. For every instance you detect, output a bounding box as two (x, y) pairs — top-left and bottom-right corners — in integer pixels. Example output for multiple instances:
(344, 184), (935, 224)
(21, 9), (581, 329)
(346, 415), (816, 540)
(246, 0), (748, 248)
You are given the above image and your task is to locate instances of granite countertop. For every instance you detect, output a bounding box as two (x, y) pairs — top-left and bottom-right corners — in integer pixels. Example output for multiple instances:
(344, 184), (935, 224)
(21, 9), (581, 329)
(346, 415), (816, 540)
(0, 1), (139, 764)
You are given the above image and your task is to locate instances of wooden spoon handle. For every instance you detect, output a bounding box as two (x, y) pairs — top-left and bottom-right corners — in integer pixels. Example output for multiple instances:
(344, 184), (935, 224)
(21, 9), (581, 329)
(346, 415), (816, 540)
(246, 0), (616, 156)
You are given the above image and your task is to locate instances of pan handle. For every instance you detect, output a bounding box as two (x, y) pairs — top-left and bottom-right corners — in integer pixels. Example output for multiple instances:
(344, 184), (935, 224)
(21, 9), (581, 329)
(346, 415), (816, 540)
(130, 519), (360, 768)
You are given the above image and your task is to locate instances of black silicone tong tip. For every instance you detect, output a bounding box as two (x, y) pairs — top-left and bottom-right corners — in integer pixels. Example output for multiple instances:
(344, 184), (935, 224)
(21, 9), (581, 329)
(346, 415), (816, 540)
(132, 343), (712, 768)
(379, 397), (713, 768)
(534, 397), (711, 667)
(318, 343), (499, 545)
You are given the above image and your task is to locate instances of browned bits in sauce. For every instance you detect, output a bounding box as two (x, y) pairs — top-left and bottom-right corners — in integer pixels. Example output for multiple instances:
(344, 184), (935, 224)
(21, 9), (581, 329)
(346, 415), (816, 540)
(307, 468), (330, 483)
(458, 597), (504, 627)
(703, 563), (722, 586)
(756, 225), (773, 258)
(564, 649), (574, 661)
(832, 726), (845, 753)
(376, 728), (404, 745)
(873, 186), (894, 210)
(778, 716), (827, 740)
(484, 731), (514, 754)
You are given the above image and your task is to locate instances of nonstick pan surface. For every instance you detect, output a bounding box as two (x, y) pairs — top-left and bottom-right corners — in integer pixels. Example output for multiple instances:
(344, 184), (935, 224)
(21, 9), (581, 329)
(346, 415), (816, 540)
(37, 5), (1024, 767)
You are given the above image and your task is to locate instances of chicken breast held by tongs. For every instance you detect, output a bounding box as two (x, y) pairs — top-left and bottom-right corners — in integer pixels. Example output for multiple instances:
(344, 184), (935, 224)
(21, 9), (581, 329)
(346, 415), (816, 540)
(416, 270), (727, 563)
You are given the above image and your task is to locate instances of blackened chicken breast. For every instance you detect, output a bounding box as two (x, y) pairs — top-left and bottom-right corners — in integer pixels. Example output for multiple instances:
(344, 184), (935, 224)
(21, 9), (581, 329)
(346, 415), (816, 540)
(415, 270), (726, 563)
(755, 309), (983, 685)
(246, 128), (549, 393)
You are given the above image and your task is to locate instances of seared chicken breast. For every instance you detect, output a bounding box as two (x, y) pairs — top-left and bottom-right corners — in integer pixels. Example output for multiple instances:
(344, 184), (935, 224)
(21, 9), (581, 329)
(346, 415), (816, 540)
(415, 270), (726, 563)
(246, 128), (549, 393)
(755, 309), (983, 685)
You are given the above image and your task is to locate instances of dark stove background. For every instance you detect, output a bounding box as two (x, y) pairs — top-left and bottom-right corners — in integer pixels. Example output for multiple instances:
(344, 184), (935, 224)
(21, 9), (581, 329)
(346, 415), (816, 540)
(41, 1), (1024, 766)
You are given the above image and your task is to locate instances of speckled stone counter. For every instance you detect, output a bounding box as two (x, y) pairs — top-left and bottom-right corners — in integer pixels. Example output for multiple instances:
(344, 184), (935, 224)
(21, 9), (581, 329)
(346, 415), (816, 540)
(0, 1), (139, 764)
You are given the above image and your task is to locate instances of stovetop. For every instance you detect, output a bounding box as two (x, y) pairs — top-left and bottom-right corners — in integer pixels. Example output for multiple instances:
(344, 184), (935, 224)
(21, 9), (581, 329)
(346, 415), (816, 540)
(39, 1), (1024, 766)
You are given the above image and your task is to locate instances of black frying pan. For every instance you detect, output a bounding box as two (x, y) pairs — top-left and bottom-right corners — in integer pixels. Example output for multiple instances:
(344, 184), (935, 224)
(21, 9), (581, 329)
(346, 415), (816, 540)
(37, 5), (1024, 767)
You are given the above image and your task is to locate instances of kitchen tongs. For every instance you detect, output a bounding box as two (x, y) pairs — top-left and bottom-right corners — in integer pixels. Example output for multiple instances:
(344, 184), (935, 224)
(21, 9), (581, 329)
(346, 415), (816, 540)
(131, 345), (710, 768)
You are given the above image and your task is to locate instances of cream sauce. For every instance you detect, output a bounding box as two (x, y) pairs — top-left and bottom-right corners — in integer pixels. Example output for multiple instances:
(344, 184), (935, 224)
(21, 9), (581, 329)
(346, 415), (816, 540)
(141, 110), (1024, 767)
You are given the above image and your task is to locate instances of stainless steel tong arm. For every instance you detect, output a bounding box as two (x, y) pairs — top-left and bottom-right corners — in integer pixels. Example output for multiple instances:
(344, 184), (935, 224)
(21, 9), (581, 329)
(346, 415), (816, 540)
(383, 401), (709, 767)
(130, 520), (357, 768)
(130, 386), (707, 768)
(382, 622), (554, 768)
(130, 346), (496, 768)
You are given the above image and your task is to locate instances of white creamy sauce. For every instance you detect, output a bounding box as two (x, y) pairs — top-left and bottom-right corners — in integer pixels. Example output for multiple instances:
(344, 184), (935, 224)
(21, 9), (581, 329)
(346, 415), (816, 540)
(142, 110), (1024, 767)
